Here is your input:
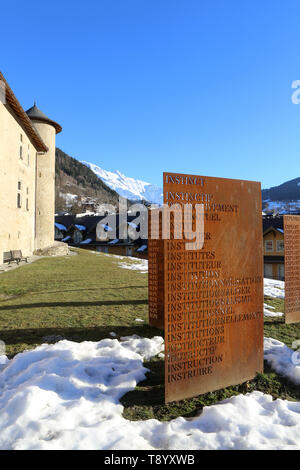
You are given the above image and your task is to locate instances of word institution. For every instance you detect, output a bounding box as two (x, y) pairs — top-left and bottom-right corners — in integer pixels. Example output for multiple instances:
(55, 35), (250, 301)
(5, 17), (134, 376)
(149, 173), (264, 403)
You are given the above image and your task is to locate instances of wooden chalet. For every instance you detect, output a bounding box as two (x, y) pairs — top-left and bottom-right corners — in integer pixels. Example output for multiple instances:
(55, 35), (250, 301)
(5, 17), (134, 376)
(54, 214), (148, 259)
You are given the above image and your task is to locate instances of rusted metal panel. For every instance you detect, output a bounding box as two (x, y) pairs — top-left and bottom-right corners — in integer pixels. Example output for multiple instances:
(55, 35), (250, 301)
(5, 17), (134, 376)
(163, 173), (264, 403)
(284, 215), (300, 324)
(148, 208), (164, 329)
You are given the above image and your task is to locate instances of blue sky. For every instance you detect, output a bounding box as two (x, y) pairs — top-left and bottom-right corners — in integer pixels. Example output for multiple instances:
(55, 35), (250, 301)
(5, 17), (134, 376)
(2, 0), (300, 189)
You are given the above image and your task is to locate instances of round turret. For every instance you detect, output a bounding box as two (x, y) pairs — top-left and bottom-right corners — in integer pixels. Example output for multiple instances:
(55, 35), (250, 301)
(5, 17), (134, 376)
(26, 104), (62, 251)
(26, 103), (62, 135)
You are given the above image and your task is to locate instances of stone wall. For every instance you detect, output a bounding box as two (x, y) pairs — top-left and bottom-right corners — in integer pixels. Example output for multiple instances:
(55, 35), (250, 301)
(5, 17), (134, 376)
(0, 103), (37, 262)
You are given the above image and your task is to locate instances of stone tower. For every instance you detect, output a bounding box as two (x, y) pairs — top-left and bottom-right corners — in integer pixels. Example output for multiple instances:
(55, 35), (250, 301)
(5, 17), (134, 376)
(26, 104), (62, 251)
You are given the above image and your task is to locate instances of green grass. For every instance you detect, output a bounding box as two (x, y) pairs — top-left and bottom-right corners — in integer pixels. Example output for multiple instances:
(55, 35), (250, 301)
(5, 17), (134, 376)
(264, 297), (300, 348)
(1, 249), (300, 422)
(122, 292), (300, 421)
(0, 249), (158, 357)
(121, 361), (300, 421)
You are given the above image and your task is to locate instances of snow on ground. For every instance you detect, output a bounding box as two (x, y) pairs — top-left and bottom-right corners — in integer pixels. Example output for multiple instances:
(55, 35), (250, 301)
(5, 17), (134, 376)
(264, 306), (284, 317)
(0, 335), (300, 449)
(0, 356), (8, 372)
(102, 253), (127, 259)
(100, 255), (286, 304)
(264, 303), (275, 310)
(95, 252), (149, 273)
(264, 337), (300, 385)
(118, 259), (148, 274)
(0, 337), (162, 450)
(120, 335), (164, 361)
(264, 278), (285, 299)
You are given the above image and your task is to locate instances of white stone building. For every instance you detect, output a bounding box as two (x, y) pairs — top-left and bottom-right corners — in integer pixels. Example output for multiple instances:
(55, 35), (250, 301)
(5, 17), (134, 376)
(0, 71), (62, 262)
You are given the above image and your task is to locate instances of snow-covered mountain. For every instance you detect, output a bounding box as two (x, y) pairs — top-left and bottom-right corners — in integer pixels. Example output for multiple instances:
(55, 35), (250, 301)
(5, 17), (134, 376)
(262, 177), (300, 214)
(81, 161), (163, 205)
(68, 160), (300, 214)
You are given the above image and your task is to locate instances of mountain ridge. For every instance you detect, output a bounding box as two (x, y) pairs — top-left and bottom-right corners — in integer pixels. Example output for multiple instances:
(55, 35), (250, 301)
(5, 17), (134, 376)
(55, 148), (122, 213)
(56, 149), (300, 215)
(262, 177), (300, 214)
(81, 160), (163, 205)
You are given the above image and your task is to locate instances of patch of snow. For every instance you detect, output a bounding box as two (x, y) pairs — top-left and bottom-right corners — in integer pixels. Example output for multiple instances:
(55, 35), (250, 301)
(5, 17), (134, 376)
(264, 308), (284, 318)
(264, 303), (275, 310)
(264, 303), (283, 317)
(262, 199), (300, 214)
(59, 192), (78, 204)
(102, 253), (128, 260)
(0, 337), (300, 449)
(0, 356), (8, 372)
(76, 211), (96, 218)
(118, 259), (148, 273)
(264, 337), (300, 384)
(120, 335), (164, 361)
(264, 278), (285, 299)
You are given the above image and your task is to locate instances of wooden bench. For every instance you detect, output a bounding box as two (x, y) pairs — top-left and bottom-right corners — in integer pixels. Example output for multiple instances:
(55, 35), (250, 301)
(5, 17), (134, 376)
(3, 251), (13, 264)
(3, 250), (28, 265)
(11, 250), (28, 265)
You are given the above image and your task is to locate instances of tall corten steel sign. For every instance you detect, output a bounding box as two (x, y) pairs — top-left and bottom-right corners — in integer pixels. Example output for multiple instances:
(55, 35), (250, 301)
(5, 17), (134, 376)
(283, 215), (300, 324)
(148, 208), (164, 329)
(149, 172), (264, 403)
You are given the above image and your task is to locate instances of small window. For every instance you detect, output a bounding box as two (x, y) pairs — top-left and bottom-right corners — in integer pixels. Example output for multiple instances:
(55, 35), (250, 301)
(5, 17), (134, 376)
(26, 187), (29, 195)
(264, 263), (273, 279)
(20, 134), (23, 142)
(17, 181), (22, 208)
(26, 198), (29, 211)
(276, 240), (284, 252)
(265, 240), (273, 252)
(19, 145), (23, 159)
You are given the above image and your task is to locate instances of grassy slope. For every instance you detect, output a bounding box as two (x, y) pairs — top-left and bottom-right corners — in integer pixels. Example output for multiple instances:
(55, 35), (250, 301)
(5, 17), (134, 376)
(0, 249), (300, 422)
(0, 249), (157, 357)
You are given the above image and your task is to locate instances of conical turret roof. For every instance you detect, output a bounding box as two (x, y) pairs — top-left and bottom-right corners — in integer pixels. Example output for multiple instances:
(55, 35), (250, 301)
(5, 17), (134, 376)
(26, 103), (62, 134)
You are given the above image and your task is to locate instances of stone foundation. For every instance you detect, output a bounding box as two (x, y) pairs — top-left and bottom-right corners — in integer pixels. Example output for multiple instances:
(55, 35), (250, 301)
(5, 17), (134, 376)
(34, 241), (69, 257)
